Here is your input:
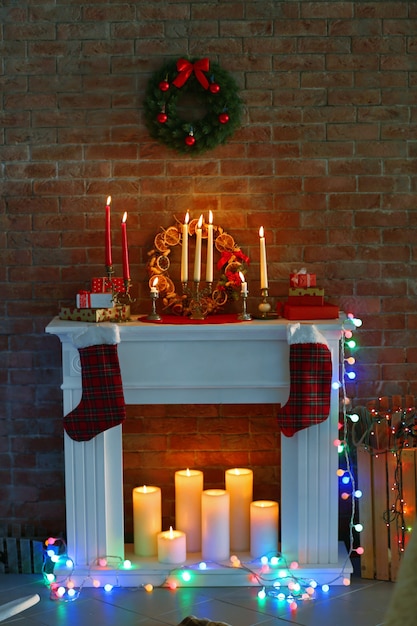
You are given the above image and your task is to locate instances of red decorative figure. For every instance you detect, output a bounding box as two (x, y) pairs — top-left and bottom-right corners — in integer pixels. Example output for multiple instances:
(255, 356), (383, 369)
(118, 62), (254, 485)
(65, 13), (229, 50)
(159, 80), (170, 92)
(157, 112), (168, 123)
(219, 112), (229, 124)
(209, 82), (220, 94)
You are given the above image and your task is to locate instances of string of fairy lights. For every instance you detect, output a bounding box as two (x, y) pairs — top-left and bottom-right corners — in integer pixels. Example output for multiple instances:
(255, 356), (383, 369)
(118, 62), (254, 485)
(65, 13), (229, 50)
(42, 313), (365, 614)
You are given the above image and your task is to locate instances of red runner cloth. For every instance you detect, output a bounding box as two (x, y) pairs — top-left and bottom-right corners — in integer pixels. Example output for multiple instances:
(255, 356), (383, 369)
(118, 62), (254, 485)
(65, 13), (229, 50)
(139, 314), (243, 325)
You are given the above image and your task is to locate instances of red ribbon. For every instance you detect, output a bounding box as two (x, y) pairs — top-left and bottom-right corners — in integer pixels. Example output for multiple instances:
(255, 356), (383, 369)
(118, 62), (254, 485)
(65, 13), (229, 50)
(172, 58), (210, 90)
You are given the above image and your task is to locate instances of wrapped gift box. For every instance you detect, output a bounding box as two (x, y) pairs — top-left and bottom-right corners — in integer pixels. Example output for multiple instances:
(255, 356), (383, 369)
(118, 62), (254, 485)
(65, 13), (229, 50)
(76, 291), (114, 309)
(59, 305), (130, 322)
(290, 272), (316, 288)
(287, 287), (324, 306)
(283, 303), (339, 320)
(91, 277), (125, 293)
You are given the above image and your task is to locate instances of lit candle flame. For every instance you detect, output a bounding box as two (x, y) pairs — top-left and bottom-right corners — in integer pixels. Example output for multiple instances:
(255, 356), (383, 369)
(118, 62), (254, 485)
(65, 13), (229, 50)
(185, 211), (189, 224)
(209, 210), (213, 224)
(239, 272), (245, 283)
(152, 276), (158, 288)
(259, 226), (264, 238)
(197, 214), (203, 228)
(106, 196), (111, 206)
(122, 211), (127, 224)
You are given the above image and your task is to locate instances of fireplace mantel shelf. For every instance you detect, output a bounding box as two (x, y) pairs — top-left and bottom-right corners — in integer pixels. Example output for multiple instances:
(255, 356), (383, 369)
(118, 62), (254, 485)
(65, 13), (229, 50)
(46, 314), (352, 587)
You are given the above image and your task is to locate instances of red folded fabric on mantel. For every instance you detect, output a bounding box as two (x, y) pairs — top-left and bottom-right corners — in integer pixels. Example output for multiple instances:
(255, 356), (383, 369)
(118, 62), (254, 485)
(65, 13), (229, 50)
(138, 314), (243, 325)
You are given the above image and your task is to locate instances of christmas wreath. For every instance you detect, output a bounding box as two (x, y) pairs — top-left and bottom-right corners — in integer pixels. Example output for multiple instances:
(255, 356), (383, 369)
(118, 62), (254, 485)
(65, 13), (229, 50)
(147, 217), (249, 316)
(143, 57), (243, 154)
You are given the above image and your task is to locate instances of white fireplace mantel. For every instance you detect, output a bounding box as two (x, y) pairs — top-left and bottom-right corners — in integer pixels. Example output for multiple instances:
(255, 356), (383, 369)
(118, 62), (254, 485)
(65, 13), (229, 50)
(46, 315), (352, 587)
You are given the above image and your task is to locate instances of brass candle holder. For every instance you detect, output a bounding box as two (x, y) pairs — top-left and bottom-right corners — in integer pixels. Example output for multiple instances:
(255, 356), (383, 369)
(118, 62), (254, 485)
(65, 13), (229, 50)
(258, 287), (272, 319)
(182, 281), (212, 320)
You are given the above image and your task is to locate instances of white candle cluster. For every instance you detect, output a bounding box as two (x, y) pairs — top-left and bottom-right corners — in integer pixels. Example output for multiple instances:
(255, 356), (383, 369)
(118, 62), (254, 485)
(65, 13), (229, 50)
(132, 467), (279, 564)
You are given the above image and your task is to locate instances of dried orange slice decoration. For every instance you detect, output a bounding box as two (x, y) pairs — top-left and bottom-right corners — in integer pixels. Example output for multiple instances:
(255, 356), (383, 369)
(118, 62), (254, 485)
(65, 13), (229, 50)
(163, 225), (181, 246)
(211, 289), (228, 306)
(215, 232), (235, 252)
(154, 232), (170, 252)
(156, 255), (170, 272)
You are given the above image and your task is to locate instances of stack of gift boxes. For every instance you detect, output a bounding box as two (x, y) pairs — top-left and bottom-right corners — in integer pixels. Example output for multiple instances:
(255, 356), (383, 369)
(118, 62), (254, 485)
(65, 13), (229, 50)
(283, 270), (339, 320)
(59, 277), (130, 322)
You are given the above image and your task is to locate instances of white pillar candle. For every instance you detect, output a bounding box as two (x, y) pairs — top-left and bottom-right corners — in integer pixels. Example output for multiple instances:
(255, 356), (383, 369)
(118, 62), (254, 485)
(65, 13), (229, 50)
(175, 468), (203, 553)
(250, 500), (279, 559)
(181, 211), (189, 283)
(259, 226), (268, 290)
(157, 526), (187, 564)
(202, 489), (230, 562)
(133, 485), (161, 557)
(206, 210), (214, 283)
(193, 215), (203, 282)
(225, 468), (253, 552)
(238, 271), (248, 295)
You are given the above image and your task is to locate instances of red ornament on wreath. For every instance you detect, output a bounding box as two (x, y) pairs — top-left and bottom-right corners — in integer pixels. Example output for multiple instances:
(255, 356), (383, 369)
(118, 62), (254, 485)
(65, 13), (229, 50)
(157, 112), (168, 123)
(159, 80), (170, 92)
(219, 112), (229, 124)
(185, 132), (196, 146)
(209, 82), (220, 94)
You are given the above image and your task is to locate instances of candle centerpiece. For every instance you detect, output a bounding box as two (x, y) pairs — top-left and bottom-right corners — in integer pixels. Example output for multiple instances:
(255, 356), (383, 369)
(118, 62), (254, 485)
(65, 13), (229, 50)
(147, 215), (249, 317)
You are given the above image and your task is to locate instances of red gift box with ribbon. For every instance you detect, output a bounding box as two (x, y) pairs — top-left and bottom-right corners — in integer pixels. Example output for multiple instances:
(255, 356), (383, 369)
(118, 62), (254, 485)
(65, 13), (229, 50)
(91, 277), (125, 294)
(289, 269), (316, 288)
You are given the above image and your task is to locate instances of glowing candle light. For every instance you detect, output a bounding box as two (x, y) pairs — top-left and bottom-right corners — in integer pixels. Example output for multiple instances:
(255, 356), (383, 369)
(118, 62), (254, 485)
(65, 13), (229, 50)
(201, 489), (230, 561)
(175, 468), (204, 553)
(181, 211), (189, 283)
(259, 226), (268, 290)
(193, 215), (203, 282)
(150, 276), (158, 294)
(225, 468), (253, 552)
(133, 485), (161, 557)
(206, 210), (214, 283)
(250, 500), (279, 558)
(105, 196), (112, 268)
(121, 212), (130, 281)
(238, 271), (248, 295)
(157, 526), (187, 564)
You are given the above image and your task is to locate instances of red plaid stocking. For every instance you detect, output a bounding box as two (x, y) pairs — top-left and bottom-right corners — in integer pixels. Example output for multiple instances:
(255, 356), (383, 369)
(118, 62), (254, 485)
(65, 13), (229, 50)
(277, 323), (332, 438)
(63, 324), (126, 442)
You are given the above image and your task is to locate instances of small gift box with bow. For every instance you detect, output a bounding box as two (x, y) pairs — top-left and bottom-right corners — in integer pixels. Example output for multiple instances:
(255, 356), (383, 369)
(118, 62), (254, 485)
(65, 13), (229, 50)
(91, 277), (126, 294)
(289, 268), (316, 288)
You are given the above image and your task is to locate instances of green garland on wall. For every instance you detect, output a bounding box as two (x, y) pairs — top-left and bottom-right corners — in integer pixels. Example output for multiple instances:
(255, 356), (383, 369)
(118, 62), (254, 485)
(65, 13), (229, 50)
(143, 57), (243, 155)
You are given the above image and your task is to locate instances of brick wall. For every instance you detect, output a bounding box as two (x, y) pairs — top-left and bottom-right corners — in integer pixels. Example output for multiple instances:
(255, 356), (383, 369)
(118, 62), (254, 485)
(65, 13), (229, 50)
(1, 1), (417, 536)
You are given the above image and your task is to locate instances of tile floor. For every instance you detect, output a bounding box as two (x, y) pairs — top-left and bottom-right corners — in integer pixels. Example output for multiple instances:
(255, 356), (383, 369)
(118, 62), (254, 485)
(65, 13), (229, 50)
(0, 569), (395, 626)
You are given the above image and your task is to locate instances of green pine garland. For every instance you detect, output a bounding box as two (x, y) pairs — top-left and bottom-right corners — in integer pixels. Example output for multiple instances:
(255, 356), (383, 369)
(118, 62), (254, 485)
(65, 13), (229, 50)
(143, 58), (243, 155)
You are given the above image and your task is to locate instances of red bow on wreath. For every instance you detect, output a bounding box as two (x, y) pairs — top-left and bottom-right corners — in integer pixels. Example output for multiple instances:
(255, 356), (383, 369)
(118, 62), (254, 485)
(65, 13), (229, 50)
(217, 249), (250, 270)
(173, 58), (210, 90)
